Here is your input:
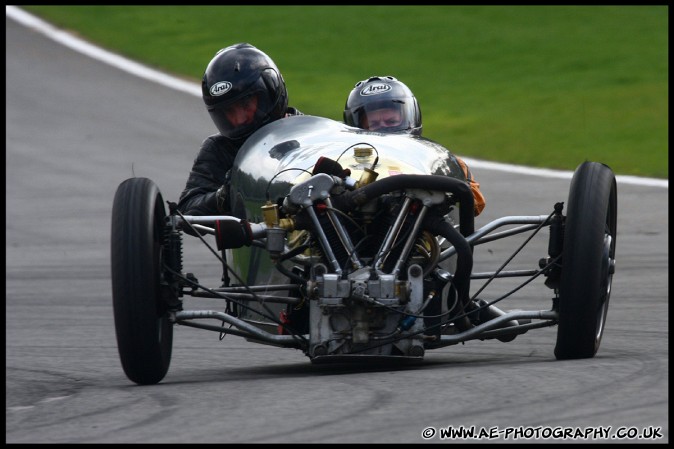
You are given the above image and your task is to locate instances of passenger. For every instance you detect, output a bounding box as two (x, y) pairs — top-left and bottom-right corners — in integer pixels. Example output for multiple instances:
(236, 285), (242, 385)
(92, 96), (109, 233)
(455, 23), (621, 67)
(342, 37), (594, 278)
(343, 76), (485, 216)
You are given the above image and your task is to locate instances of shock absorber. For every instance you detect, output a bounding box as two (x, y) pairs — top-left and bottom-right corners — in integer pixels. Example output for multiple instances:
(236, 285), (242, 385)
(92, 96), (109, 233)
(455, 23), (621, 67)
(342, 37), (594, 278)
(163, 214), (183, 278)
(161, 214), (184, 308)
(165, 227), (183, 277)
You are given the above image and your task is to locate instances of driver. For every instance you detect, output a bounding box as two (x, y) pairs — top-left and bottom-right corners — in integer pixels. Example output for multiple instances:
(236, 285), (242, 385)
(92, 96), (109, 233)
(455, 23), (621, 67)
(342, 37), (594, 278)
(177, 43), (302, 216)
(343, 76), (486, 216)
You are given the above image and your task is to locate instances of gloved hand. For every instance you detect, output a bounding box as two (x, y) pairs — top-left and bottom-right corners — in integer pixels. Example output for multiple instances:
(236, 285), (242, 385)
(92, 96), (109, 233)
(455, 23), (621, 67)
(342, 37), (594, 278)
(216, 169), (232, 213)
(215, 184), (228, 213)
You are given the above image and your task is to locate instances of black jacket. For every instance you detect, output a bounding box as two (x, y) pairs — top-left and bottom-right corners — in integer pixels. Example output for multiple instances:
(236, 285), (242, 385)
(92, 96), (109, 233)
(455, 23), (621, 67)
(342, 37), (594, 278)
(177, 108), (302, 216)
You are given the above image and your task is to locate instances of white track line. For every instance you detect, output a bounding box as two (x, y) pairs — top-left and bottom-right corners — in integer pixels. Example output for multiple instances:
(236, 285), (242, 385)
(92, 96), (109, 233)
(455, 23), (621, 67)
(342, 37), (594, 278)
(5, 5), (199, 97)
(6, 5), (667, 188)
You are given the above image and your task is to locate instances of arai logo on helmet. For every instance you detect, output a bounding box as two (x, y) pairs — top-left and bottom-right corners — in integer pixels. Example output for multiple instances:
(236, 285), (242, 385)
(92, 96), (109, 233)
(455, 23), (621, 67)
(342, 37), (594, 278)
(210, 81), (232, 96)
(360, 83), (391, 96)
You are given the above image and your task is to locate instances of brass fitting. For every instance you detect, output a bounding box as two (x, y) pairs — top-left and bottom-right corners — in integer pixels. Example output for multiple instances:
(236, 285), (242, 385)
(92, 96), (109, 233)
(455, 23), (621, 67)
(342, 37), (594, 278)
(261, 201), (279, 227)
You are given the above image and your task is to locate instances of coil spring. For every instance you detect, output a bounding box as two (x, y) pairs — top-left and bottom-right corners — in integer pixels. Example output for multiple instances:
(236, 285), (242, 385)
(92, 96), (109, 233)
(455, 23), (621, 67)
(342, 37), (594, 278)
(163, 225), (183, 280)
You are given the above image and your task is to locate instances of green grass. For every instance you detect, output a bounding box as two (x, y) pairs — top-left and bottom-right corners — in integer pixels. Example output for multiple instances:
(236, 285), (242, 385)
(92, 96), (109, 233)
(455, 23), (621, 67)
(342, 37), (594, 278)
(21, 5), (668, 178)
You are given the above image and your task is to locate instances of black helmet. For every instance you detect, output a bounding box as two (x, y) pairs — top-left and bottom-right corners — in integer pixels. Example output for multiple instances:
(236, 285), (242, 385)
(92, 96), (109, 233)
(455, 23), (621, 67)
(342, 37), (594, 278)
(202, 43), (288, 141)
(343, 76), (422, 135)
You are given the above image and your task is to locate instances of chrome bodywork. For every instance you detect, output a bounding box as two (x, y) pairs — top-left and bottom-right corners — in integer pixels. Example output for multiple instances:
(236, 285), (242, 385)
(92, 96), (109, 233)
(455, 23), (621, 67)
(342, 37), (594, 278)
(229, 115), (466, 221)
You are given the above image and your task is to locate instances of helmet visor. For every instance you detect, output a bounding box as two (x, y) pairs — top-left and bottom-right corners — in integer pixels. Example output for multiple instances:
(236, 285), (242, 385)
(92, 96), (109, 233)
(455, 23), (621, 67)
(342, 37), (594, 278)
(207, 74), (280, 139)
(351, 100), (418, 134)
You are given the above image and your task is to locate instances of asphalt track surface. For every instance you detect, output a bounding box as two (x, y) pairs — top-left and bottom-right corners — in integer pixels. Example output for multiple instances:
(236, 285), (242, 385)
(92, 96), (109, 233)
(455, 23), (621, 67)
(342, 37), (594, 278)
(6, 14), (669, 444)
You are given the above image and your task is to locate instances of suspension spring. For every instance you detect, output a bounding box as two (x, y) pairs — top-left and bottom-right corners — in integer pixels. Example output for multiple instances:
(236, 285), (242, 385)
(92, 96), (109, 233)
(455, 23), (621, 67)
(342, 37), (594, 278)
(164, 225), (183, 281)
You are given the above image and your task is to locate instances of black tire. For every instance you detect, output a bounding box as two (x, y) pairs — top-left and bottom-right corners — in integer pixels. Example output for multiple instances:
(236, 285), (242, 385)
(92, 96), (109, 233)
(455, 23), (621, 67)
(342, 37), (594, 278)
(111, 178), (173, 384)
(555, 162), (617, 359)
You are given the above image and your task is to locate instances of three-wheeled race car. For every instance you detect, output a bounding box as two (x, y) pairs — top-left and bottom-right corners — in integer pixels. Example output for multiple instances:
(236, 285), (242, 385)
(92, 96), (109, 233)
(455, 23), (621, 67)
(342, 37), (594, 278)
(111, 115), (617, 385)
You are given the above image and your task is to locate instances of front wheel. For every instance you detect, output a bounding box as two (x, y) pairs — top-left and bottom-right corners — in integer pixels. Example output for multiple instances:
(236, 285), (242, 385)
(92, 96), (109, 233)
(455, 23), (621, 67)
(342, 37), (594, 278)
(555, 162), (617, 359)
(111, 177), (173, 384)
